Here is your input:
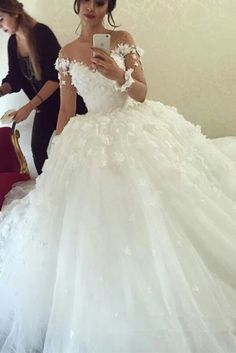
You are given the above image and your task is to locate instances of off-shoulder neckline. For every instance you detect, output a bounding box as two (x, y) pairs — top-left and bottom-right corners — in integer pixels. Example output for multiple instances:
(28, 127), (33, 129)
(56, 43), (143, 70)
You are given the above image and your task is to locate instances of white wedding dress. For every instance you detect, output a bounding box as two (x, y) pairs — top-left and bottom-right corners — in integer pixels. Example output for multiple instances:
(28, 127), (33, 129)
(0, 44), (236, 353)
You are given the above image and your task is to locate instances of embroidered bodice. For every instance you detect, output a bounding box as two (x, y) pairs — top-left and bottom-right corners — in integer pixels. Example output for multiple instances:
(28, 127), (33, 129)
(55, 44), (143, 113)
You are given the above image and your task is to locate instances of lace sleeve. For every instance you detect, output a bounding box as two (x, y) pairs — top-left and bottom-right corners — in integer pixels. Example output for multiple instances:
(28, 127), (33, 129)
(112, 43), (144, 70)
(112, 39), (146, 93)
(55, 57), (72, 87)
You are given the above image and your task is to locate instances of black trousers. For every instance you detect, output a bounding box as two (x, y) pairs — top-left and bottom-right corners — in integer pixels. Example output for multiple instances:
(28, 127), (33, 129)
(31, 106), (57, 175)
(31, 95), (87, 175)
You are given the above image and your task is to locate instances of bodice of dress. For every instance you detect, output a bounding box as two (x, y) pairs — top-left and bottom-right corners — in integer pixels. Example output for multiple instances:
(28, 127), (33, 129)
(55, 44), (143, 113)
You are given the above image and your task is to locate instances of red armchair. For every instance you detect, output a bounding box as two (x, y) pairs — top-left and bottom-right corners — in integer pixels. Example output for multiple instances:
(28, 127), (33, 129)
(0, 123), (30, 209)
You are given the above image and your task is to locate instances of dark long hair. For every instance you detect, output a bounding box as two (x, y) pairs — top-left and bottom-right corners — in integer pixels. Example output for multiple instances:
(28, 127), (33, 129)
(0, 0), (42, 80)
(73, 0), (118, 28)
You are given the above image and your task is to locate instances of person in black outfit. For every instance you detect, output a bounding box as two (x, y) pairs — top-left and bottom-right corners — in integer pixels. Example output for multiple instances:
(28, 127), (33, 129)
(0, 0), (87, 174)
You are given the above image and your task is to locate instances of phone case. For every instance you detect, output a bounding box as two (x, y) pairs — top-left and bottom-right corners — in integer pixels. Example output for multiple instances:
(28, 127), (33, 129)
(93, 34), (111, 54)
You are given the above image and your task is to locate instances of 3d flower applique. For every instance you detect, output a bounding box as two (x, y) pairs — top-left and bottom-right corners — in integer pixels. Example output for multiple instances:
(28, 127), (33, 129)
(112, 43), (144, 63)
(55, 57), (71, 74)
(112, 43), (131, 57)
(59, 77), (66, 86)
(100, 134), (114, 146)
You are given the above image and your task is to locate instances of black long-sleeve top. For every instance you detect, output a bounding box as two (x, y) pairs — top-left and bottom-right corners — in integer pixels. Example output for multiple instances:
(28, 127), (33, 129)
(2, 23), (61, 110)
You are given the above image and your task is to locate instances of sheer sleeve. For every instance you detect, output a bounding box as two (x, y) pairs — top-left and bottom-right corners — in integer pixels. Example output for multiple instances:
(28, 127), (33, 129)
(111, 31), (146, 95)
(112, 43), (144, 70)
(55, 57), (73, 88)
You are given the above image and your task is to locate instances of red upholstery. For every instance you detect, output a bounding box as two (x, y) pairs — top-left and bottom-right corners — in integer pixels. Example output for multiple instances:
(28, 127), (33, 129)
(0, 126), (30, 209)
(0, 127), (21, 172)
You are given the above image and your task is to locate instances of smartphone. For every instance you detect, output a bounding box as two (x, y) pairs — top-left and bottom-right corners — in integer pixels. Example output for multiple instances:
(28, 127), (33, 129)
(93, 33), (111, 54)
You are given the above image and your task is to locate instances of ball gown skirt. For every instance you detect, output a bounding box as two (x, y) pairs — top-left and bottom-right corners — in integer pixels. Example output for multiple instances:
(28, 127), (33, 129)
(0, 47), (236, 353)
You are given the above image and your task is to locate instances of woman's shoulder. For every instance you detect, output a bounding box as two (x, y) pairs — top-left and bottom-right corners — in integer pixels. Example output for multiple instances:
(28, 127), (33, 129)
(111, 30), (135, 46)
(33, 23), (60, 51)
(33, 22), (57, 37)
(56, 40), (80, 72)
(59, 39), (80, 59)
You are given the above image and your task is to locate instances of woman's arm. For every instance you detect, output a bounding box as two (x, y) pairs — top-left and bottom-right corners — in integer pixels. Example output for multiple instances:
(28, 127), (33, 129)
(55, 51), (77, 135)
(116, 32), (147, 102)
(56, 81), (77, 135)
(13, 80), (59, 123)
(0, 82), (12, 96)
(29, 81), (59, 109)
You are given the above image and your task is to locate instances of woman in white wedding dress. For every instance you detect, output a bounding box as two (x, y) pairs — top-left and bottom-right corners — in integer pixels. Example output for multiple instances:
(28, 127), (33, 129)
(0, 0), (236, 352)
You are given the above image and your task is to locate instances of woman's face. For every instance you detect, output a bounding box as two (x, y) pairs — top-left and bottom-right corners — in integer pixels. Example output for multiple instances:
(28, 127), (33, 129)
(0, 12), (18, 34)
(79, 0), (109, 27)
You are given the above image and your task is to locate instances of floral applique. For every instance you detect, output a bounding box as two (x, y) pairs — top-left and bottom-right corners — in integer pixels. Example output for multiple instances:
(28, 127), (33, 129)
(112, 44), (144, 71)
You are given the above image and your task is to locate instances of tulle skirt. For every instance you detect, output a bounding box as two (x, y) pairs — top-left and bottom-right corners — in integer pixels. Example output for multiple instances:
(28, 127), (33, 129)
(0, 100), (236, 353)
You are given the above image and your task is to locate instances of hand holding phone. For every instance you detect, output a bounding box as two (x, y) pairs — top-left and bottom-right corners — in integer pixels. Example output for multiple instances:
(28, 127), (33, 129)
(91, 33), (121, 82)
(93, 33), (111, 55)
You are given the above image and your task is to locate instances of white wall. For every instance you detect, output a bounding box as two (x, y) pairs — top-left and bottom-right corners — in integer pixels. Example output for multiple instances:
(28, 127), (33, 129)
(1, 0), (236, 138)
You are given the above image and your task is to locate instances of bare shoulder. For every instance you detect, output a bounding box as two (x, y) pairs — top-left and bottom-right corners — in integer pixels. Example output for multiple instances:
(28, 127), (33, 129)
(59, 39), (79, 59)
(111, 30), (136, 47)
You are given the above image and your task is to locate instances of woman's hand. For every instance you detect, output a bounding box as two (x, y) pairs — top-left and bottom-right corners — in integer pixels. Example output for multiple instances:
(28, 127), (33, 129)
(91, 48), (125, 85)
(13, 103), (33, 123)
